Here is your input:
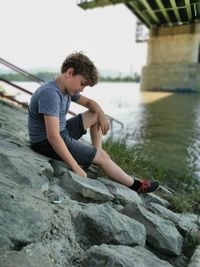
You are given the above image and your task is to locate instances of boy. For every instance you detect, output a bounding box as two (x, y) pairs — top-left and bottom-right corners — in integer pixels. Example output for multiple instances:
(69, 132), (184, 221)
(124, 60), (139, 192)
(28, 52), (159, 193)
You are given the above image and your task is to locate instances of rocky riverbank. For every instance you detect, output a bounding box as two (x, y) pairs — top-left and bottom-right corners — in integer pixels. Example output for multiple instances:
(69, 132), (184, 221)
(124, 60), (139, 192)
(0, 99), (199, 267)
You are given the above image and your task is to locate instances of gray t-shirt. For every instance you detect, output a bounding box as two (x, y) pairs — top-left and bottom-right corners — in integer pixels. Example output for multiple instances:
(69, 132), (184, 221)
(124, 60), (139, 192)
(28, 80), (80, 143)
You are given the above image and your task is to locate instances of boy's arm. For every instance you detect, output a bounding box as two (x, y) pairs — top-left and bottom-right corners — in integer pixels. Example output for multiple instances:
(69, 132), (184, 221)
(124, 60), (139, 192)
(76, 95), (110, 135)
(44, 115), (87, 177)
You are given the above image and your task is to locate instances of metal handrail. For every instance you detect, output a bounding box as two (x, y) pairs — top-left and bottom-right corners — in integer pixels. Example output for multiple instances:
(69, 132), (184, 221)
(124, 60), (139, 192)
(0, 91), (28, 108)
(0, 58), (44, 84)
(0, 77), (33, 96)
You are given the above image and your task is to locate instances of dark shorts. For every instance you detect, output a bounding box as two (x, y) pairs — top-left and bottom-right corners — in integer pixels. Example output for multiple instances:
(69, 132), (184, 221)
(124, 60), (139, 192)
(30, 114), (97, 168)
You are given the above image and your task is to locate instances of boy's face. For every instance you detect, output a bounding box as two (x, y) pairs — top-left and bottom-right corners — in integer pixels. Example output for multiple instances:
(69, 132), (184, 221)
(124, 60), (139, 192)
(65, 68), (88, 96)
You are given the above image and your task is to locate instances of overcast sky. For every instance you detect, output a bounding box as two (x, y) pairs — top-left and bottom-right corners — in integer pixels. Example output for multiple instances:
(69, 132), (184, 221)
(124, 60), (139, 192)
(0, 0), (147, 74)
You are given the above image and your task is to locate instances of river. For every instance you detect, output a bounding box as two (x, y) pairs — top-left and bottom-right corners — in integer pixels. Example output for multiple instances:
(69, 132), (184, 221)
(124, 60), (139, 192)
(3, 81), (200, 179)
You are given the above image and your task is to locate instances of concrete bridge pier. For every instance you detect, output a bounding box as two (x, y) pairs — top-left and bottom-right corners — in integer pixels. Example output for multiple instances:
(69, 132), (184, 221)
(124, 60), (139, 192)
(141, 22), (200, 92)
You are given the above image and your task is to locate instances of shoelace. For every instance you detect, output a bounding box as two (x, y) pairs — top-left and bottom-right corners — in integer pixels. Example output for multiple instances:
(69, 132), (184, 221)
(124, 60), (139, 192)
(137, 180), (151, 193)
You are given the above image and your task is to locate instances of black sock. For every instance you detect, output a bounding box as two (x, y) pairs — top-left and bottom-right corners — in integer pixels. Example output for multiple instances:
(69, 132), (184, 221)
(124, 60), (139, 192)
(129, 179), (141, 191)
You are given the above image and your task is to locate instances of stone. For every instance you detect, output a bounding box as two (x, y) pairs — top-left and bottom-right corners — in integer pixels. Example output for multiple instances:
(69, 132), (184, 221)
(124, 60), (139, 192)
(0, 190), (49, 252)
(74, 203), (146, 249)
(82, 244), (173, 267)
(98, 177), (143, 205)
(61, 170), (114, 203)
(0, 140), (53, 190)
(49, 159), (69, 177)
(0, 243), (54, 267)
(140, 192), (170, 208)
(149, 203), (199, 235)
(122, 203), (183, 256)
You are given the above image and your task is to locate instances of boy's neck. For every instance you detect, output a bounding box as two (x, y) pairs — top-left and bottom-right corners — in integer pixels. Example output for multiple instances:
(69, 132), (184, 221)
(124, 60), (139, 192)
(55, 75), (67, 94)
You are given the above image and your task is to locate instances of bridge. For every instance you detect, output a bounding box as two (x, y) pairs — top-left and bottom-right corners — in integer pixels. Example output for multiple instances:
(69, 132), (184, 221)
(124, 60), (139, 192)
(77, 0), (200, 92)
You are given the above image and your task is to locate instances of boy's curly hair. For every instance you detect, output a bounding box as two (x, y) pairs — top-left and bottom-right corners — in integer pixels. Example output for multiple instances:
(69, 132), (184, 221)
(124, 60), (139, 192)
(61, 52), (99, 86)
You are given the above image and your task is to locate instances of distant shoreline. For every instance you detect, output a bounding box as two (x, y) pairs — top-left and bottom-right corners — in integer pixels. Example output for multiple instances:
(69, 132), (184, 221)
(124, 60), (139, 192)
(0, 72), (140, 83)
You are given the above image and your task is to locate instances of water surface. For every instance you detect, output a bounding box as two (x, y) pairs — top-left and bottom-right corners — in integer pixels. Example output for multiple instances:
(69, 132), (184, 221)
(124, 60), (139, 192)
(8, 81), (200, 178)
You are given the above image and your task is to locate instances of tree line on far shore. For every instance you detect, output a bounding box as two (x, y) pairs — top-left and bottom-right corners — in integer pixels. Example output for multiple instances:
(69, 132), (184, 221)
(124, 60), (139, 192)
(0, 71), (140, 83)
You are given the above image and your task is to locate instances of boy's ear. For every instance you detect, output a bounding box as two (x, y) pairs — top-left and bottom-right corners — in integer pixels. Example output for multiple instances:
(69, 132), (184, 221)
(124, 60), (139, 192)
(66, 67), (74, 77)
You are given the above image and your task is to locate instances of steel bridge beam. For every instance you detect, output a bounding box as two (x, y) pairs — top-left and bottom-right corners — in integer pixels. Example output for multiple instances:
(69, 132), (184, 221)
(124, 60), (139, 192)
(77, 0), (200, 28)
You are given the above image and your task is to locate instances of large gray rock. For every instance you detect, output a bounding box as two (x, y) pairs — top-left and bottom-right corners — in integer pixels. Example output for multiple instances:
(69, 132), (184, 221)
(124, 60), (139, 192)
(82, 244), (173, 267)
(97, 177), (143, 205)
(74, 203), (146, 249)
(0, 101), (27, 140)
(149, 202), (199, 235)
(0, 101), (53, 191)
(0, 148), (52, 189)
(61, 170), (114, 203)
(49, 159), (70, 177)
(43, 201), (85, 267)
(0, 243), (53, 267)
(122, 203), (183, 256)
(0, 190), (49, 252)
(140, 192), (170, 208)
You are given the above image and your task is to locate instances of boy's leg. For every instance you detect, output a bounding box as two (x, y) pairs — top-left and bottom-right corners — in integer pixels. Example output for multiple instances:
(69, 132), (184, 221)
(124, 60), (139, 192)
(82, 111), (133, 185)
(93, 148), (134, 186)
(92, 148), (160, 193)
(82, 110), (102, 149)
(81, 110), (160, 193)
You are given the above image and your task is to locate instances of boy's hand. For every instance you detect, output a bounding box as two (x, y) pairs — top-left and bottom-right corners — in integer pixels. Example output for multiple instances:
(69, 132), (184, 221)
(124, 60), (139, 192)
(98, 112), (110, 135)
(73, 166), (87, 177)
(76, 96), (110, 135)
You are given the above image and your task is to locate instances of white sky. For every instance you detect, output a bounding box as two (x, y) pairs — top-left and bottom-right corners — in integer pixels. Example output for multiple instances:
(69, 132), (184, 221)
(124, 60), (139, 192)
(0, 0), (147, 74)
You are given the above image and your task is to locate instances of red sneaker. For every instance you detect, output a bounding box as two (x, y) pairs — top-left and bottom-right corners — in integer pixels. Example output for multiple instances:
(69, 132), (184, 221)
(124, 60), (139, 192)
(137, 180), (160, 194)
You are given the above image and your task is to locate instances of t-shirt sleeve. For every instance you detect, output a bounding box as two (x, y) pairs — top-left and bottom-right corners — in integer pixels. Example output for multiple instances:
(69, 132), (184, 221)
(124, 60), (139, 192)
(71, 93), (81, 102)
(38, 88), (61, 117)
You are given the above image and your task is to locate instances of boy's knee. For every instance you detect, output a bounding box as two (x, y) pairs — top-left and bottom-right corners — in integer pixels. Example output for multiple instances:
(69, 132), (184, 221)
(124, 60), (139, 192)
(92, 114), (98, 127)
(93, 148), (110, 165)
(82, 110), (98, 129)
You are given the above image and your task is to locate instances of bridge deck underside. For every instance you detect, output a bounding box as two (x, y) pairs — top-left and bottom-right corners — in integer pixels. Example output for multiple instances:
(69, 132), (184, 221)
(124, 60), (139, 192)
(77, 0), (200, 28)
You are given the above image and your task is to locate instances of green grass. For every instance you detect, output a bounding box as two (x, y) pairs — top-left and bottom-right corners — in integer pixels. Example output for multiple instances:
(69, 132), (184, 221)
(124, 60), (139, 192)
(103, 139), (200, 214)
